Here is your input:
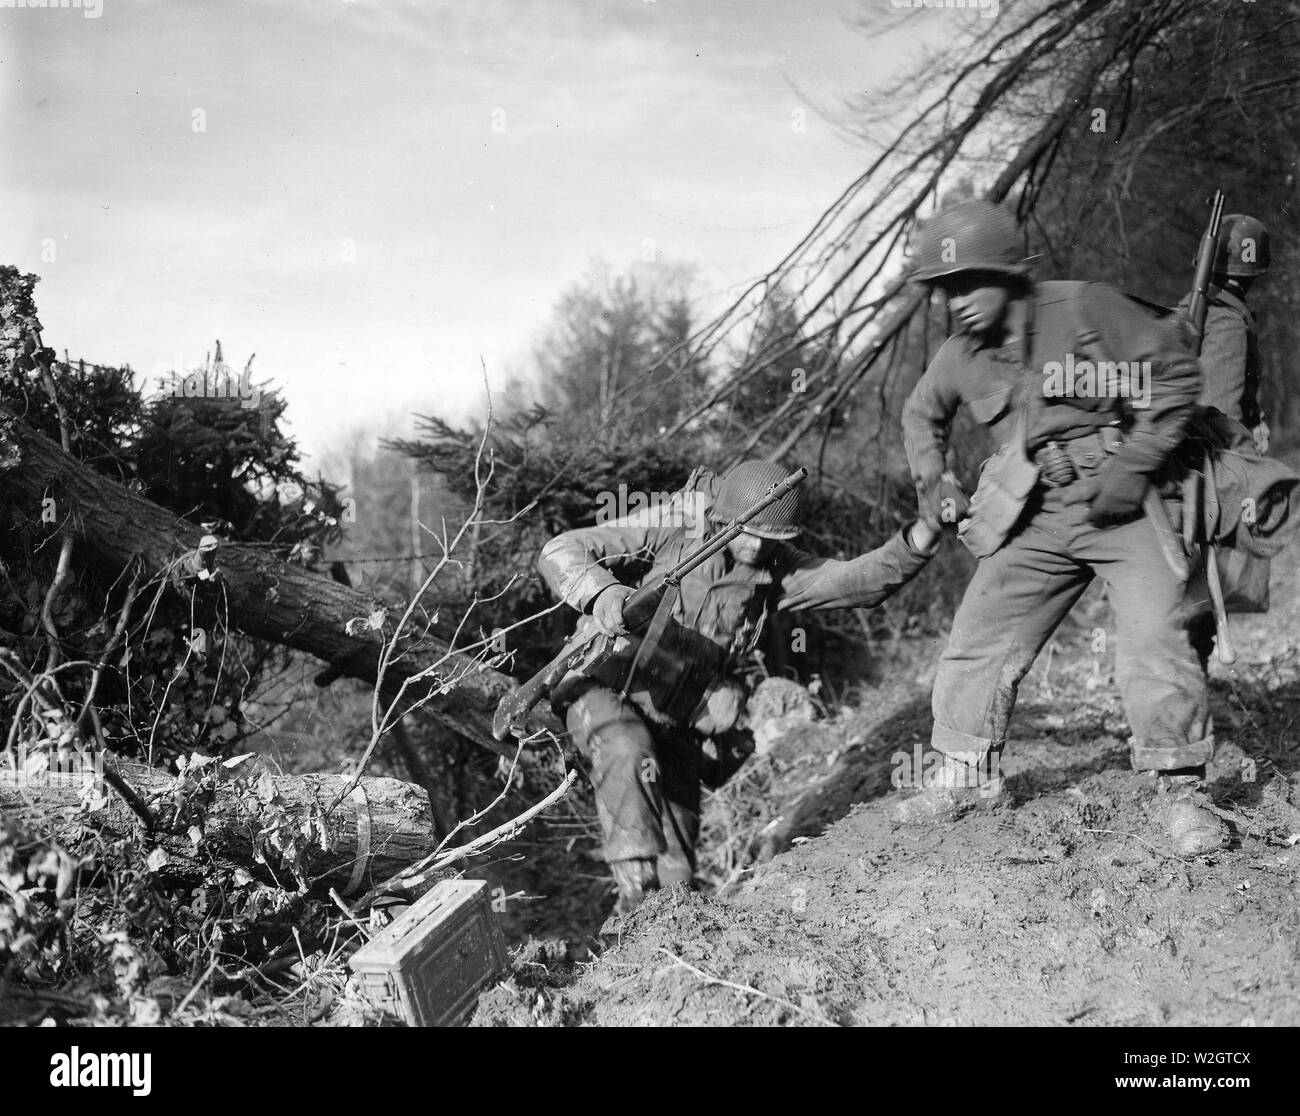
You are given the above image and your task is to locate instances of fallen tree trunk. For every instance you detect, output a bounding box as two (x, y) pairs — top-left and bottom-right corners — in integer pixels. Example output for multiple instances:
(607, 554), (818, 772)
(0, 405), (558, 758)
(1, 757), (436, 893)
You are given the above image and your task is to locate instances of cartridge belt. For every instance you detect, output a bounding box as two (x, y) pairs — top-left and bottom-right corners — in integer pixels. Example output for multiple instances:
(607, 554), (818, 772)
(1032, 427), (1125, 488)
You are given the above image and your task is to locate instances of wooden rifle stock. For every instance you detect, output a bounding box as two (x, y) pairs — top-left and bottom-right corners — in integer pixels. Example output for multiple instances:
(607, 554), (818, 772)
(1185, 190), (1225, 344)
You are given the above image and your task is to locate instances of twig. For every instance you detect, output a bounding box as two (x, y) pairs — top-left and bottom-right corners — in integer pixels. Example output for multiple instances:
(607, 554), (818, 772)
(654, 948), (833, 1025)
(40, 534), (74, 676)
(174, 957), (221, 1015)
(330, 368), (523, 813)
(433, 767), (578, 868)
(77, 564), (141, 732)
(291, 926), (309, 972)
(0, 649), (156, 830)
(431, 737), (526, 857)
(32, 334), (76, 675)
(354, 767), (578, 906)
(1082, 828), (1181, 861)
(328, 887), (372, 941)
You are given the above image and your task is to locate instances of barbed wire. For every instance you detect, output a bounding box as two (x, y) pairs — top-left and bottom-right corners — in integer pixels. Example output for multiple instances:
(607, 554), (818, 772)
(332, 552), (427, 566)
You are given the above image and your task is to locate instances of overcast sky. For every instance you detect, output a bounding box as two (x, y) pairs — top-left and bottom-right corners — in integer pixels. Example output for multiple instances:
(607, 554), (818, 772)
(1, 0), (942, 464)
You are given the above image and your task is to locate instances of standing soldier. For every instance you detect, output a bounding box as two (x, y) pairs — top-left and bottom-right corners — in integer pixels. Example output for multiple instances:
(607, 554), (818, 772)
(1176, 214), (1272, 671)
(1177, 213), (1271, 450)
(537, 460), (938, 913)
(898, 199), (1226, 857)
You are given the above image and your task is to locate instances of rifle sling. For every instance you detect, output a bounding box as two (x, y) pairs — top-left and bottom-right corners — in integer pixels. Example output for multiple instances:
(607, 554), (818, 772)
(619, 580), (680, 702)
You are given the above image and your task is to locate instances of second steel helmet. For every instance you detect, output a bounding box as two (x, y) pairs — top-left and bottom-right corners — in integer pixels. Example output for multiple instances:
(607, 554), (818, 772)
(1213, 214), (1270, 278)
(910, 199), (1033, 285)
(712, 459), (803, 540)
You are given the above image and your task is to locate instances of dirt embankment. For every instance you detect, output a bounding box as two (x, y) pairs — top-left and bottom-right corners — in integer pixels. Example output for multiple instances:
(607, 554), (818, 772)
(474, 534), (1300, 1027)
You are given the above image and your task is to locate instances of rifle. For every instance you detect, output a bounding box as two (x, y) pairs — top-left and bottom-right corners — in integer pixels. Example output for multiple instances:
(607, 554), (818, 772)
(1184, 189), (1226, 342)
(492, 466), (809, 740)
(1182, 189), (1236, 665)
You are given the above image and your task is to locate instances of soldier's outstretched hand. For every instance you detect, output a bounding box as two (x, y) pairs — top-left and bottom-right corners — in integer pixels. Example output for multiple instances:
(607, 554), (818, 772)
(909, 518), (940, 554)
(591, 584), (635, 636)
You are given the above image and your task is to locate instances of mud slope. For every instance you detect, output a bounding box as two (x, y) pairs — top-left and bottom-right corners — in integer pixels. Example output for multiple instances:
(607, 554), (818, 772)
(474, 540), (1300, 1027)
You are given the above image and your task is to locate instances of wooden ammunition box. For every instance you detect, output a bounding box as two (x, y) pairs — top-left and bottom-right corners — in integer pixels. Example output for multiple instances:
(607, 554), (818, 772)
(348, 879), (509, 1026)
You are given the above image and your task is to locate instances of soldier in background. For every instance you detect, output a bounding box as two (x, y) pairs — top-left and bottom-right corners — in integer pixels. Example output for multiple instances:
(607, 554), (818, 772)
(897, 199), (1226, 857)
(1176, 214), (1273, 672)
(1177, 214), (1271, 452)
(537, 460), (938, 913)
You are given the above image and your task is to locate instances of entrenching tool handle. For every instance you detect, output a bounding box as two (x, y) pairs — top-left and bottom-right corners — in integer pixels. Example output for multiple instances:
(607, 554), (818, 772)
(1143, 490), (1189, 582)
(1205, 547), (1237, 665)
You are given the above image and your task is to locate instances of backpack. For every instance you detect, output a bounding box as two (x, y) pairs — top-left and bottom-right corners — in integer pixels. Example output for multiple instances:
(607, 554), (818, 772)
(1072, 289), (1300, 613)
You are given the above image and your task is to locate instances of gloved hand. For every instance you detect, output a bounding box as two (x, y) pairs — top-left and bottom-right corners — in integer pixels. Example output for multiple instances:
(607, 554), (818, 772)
(907, 518), (941, 555)
(936, 471), (971, 527)
(914, 467), (944, 529)
(689, 678), (746, 735)
(1251, 421), (1270, 455)
(590, 584), (635, 636)
(915, 469), (969, 529)
(1088, 468), (1149, 526)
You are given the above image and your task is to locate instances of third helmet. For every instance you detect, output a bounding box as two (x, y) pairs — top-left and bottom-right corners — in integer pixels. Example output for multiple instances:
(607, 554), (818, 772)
(1213, 214), (1270, 278)
(910, 199), (1033, 285)
(712, 460), (803, 540)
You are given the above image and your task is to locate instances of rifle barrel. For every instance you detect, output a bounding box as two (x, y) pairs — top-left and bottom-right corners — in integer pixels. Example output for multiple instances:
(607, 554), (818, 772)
(665, 467), (808, 583)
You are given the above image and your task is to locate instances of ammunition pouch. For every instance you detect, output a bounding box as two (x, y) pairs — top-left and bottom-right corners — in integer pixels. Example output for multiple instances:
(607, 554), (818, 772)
(1032, 427), (1125, 489)
(1218, 549), (1271, 613)
(957, 405), (1039, 559)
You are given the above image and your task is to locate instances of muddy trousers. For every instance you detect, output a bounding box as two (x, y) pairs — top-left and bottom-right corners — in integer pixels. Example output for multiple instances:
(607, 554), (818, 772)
(932, 483), (1212, 773)
(565, 687), (701, 884)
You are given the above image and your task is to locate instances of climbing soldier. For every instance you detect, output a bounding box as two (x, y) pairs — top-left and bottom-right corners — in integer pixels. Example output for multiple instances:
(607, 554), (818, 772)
(537, 460), (939, 914)
(898, 198), (1227, 857)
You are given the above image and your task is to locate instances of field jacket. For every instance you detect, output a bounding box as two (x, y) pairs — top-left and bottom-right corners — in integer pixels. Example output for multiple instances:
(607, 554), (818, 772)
(902, 280), (1202, 489)
(1175, 285), (1261, 427)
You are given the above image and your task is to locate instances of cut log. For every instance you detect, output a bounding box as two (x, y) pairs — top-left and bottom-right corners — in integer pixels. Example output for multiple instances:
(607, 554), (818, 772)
(0, 405), (559, 758)
(1, 756), (437, 893)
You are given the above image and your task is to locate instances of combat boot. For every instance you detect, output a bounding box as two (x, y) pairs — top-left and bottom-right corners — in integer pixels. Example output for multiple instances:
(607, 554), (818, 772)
(608, 857), (659, 915)
(656, 850), (695, 890)
(1152, 767), (1227, 857)
(892, 752), (1005, 825)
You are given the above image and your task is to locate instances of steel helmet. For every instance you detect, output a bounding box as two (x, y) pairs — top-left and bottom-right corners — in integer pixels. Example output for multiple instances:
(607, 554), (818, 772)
(1213, 214), (1270, 278)
(910, 199), (1034, 285)
(712, 459), (803, 540)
